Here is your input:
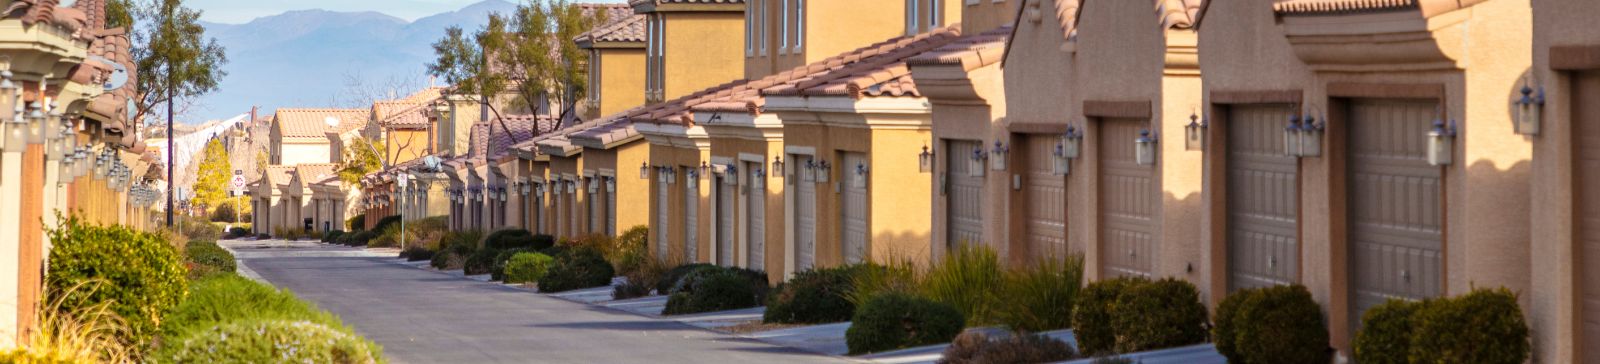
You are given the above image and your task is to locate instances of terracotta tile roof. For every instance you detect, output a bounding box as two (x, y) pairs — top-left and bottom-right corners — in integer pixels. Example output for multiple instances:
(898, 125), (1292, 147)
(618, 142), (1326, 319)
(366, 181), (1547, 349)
(261, 165), (295, 187)
(473, 115), (555, 160)
(1273, 0), (1483, 17)
(908, 27), (1013, 71)
(629, 0), (746, 6)
(374, 87), (443, 120)
(292, 163), (340, 187)
(568, 117), (641, 148)
(577, 11), (647, 45)
(758, 27), (965, 100)
(275, 109), (371, 139)
(581, 3), (636, 25)
(312, 173), (343, 187)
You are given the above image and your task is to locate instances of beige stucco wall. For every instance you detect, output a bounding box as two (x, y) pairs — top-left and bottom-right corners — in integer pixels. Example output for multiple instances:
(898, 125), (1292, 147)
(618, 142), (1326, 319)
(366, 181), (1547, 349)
(279, 143), (332, 166)
(388, 129), (429, 166)
(595, 48), (647, 118)
(1530, 0), (1600, 362)
(664, 12), (745, 100)
(959, 0), (1014, 34)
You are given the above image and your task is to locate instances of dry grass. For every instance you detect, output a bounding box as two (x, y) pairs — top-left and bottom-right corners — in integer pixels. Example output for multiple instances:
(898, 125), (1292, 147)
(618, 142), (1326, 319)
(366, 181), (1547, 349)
(1, 282), (134, 363)
(718, 320), (805, 334)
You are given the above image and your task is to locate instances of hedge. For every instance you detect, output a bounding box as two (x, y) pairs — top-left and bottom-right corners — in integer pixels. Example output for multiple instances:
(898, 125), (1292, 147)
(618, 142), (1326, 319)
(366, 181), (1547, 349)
(184, 240), (236, 280)
(1110, 278), (1209, 353)
(1354, 299), (1423, 364)
(1071, 277), (1148, 356)
(45, 216), (187, 346)
(764, 265), (865, 324)
(662, 269), (760, 315)
(845, 292), (965, 355)
(1217, 285), (1329, 364)
(537, 248), (615, 293)
(485, 229), (537, 250)
(503, 252), (555, 284)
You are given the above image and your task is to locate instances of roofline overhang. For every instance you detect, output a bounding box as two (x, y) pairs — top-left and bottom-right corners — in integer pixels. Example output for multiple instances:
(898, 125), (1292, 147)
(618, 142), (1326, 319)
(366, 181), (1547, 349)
(580, 40), (647, 49)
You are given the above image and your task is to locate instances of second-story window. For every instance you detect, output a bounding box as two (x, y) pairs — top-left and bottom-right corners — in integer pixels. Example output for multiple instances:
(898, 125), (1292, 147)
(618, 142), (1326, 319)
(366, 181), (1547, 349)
(589, 50), (601, 105)
(759, 0), (768, 56)
(795, 0), (804, 52)
(779, 0), (789, 54)
(656, 16), (666, 96)
(745, 1), (754, 56)
(931, 0), (942, 28)
(905, 0), (918, 35)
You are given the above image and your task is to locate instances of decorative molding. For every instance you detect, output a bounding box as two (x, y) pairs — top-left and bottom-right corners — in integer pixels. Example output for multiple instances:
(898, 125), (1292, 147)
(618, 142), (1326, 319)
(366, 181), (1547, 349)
(1006, 121), (1069, 134)
(1551, 45), (1600, 71)
(1210, 90), (1303, 104)
(1326, 82), (1444, 99)
(1083, 100), (1153, 119)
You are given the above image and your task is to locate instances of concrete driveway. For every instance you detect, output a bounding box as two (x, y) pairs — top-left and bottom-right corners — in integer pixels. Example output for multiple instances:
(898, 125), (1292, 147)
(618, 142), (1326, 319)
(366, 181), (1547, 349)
(227, 239), (846, 364)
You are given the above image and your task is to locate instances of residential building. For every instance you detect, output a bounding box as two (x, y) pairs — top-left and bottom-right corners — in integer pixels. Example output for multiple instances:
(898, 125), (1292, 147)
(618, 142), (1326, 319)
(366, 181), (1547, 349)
(253, 166), (295, 235)
(635, 0), (747, 103)
(269, 109), (370, 165)
(579, 9), (647, 119)
(281, 164), (340, 233)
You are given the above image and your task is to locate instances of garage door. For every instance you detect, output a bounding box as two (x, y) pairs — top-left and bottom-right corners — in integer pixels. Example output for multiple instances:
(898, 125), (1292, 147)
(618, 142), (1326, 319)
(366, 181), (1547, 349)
(794, 154), (817, 271)
(684, 169), (698, 262)
(606, 177), (616, 236)
(1348, 98), (1443, 329)
(657, 177), (670, 259)
(1022, 134), (1066, 259)
(747, 161), (766, 271)
(1228, 105), (1299, 291)
(948, 140), (985, 248)
(555, 184), (566, 237)
(841, 152), (869, 264)
(717, 173), (736, 266)
(1577, 71), (1600, 362)
(1100, 118), (1155, 278)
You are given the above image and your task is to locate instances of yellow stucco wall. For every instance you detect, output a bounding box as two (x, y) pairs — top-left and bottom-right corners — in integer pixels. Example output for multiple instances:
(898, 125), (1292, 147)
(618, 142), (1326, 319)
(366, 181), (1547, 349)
(868, 127), (933, 267)
(747, 0), (906, 78)
(959, 0), (1014, 34)
(387, 130), (430, 166)
(664, 12), (745, 100)
(614, 140), (652, 236)
(596, 48), (647, 118)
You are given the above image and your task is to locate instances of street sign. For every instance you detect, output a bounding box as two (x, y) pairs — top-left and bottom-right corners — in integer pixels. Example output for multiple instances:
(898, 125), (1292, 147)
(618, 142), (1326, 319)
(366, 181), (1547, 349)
(231, 175), (247, 190)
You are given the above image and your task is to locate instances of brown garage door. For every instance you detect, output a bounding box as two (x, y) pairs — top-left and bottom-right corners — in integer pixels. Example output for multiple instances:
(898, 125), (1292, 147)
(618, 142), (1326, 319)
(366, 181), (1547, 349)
(658, 178), (669, 259)
(746, 161), (766, 271)
(1577, 71), (1600, 363)
(1100, 118), (1155, 278)
(948, 140), (985, 248)
(1023, 134), (1067, 260)
(794, 154), (817, 271)
(1348, 98), (1443, 329)
(684, 169), (699, 263)
(717, 173), (736, 266)
(1227, 105), (1299, 291)
(841, 152), (869, 264)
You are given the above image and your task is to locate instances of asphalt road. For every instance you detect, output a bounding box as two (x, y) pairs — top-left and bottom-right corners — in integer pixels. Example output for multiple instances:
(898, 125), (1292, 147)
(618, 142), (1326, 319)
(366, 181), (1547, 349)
(230, 240), (845, 364)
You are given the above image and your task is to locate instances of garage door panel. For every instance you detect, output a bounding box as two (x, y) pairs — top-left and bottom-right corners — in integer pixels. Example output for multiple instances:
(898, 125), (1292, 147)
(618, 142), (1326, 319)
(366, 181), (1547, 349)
(685, 171), (698, 262)
(842, 152), (868, 265)
(1099, 119), (1155, 278)
(748, 162), (766, 271)
(795, 155), (817, 271)
(718, 177), (735, 266)
(658, 179), (670, 259)
(1023, 135), (1066, 259)
(1348, 99), (1442, 329)
(948, 140), (985, 247)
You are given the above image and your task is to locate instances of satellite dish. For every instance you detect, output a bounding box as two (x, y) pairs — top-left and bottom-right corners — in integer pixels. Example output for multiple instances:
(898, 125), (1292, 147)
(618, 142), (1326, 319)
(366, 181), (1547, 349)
(424, 155), (441, 170)
(324, 116), (341, 128)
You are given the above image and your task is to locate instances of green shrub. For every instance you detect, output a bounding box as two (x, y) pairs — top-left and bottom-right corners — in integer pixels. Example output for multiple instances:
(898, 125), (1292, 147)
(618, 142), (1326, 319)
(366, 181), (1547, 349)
(368, 224), (404, 248)
(1212, 287), (1253, 363)
(613, 256), (667, 300)
(464, 247), (502, 276)
(490, 248), (534, 281)
(400, 245), (435, 262)
(609, 226), (650, 276)
(998, 255), (1084, 332)
(347, 230), (379, 247)
(764, 265), (866, 324)
(158, 274), (342, 344)
(731, 267), (772, 303)
(503, 252), (556, 284)
(938, 331), (1077, 364)
(531, 234), (556, 251)
(1408, 288), (1529, 364)
(161, 320), (381, 364)
(346, 215), (366, 231)
(1225, 285), (1329, 364)
(1071, 277), (1148, 356)
(538, 248), (615, 293)
(1110, 278), (1208, 353)
(919, 244), (1004, 325)
(845, 292), (965, 355)
(370, 215), (402, 234)
(45, 216), (187, 346)
(485, 229), (536, 250)
(662, 269), (760, 315)
(1354, 299), (1423, 364)
(656, 263), (716, 294)
(430, 250), (465, 270)
(184, 240), (236, 280)
(226, 227), (250, 239)
(322, 230), (345, 243)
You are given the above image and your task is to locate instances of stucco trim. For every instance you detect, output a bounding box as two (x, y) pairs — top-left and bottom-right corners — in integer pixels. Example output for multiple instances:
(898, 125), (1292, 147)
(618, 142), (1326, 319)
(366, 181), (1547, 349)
(1083, 100), (1153, 119)
(1007, 121), (1069, 134)
(784, 145), (815, 156)
(1211, 90), (1304, 105)
(1550, 45), (1600, 71)
(1326, 82), (1444, 99)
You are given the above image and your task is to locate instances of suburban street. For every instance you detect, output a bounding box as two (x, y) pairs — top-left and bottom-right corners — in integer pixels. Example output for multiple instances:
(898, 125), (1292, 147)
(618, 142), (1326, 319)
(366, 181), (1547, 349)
(228, 240), (844, 364)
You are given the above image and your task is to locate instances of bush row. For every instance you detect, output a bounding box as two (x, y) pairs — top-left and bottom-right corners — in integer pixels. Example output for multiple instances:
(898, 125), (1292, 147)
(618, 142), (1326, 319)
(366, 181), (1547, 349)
(660, 266), (769, 315)
(1354, 288), (1529, 364)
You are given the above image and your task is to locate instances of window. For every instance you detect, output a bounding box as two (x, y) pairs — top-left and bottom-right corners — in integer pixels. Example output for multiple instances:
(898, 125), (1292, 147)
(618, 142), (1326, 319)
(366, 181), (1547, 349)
(589, 50), (600, 104)
(759, 0), (767, 56)
(906, 0), (918, 35)
(745, 1), (754, 56)
(779, 0), (788, 54)
(931, 0), (942, 28)
(795, 0), (804, 51)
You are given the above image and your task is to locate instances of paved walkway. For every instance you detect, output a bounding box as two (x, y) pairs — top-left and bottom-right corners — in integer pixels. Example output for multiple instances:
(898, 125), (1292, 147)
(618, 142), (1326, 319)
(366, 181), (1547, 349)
(225, 239), (846, 364)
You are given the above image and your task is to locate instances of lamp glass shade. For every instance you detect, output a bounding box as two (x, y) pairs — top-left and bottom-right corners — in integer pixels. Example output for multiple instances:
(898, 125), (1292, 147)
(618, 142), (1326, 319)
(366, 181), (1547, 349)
(2, 123), (24, 153)
(1135, 131), (1157, 166)
(801, 161), (816, 182)
(772, 157), (784, 178)
(1284, 125), (1303, 157)
(989, 143), (1007, 171)
(968, 149), (986, 177)
(639, 163), (649, 180)
(1185, 121), (1204, 151)
(918, 147), (933, 173)
(1300, 127), (1323, 157)
(815, 162), (830, 183)
(1061, 134), (1081, 159)
(588, 179), (599, 193)
(852, 164), (867, 189)
(686, 173), (698, 189)
(605, 179), (615, 193)
(1053, 144), (1071, 176)
(1427, 128), (1453, 166)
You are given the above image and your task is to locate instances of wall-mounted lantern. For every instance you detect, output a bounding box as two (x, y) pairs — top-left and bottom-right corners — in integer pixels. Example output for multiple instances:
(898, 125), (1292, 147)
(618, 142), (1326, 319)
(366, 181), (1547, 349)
(1136, 129), (1158, 166)
(853, 162), (869, 189)
(771, 156), (784, 178)
(498, 189), (508, 202)
(686, 169), (699, 189)
(752, 168), (765, 189)
(587, 178), (599, 194)
(1428, 119), (1457, 166)
(725, 164), (739, 185)
(1185, 112), (1206, 151)
(801, 159), (817, 182)
(1515, 85), (1544, 135)
(699, 161), (711, 178)
(989, 141), (1009, 171)
(520, 182), (532, 195)
(968, 146), (987, 177)
(918, 144), (934, 173)
(639, 162), (650, 180)
(567, 180), (578, 194)
(1054, 126), (1083, 176)
(815, 160), (831, 183)
(1298, 113), (1324, 157)
(1284, 114), (1303, 157)
(605, 177), (616, 193)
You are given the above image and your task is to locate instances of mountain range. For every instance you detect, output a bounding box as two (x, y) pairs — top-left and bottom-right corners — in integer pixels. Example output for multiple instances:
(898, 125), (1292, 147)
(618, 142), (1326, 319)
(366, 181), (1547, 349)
(192, 0), (520, 123)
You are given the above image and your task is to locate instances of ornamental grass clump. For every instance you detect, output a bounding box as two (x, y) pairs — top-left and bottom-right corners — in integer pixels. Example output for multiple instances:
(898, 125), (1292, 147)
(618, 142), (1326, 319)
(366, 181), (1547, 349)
(162, 320), (381, 364)
(998, 254), (1084, 332)
(844, 292), (965, 355)
(155, 273), (382, 362)
(45, 216), (187, 347)
(0, 283), (134, 363)
(764, 264), (869, 324)
(919, 244), (1005, 326)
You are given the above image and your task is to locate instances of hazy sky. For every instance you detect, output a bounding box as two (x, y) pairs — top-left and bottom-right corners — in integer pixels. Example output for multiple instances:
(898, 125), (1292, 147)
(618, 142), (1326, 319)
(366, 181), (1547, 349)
(188, 0), (626, 24)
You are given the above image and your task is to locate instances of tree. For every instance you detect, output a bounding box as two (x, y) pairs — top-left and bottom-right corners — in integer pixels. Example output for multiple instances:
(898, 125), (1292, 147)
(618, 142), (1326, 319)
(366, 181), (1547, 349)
(338, 137), (386, 189)
(129, 0), (228, 127)
(191, 138), (230, 214)
(427, 1), (607, 157)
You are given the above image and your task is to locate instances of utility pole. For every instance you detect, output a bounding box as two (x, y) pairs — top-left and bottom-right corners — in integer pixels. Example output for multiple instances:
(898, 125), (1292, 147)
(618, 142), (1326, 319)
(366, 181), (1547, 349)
(165, 76), (174, 227)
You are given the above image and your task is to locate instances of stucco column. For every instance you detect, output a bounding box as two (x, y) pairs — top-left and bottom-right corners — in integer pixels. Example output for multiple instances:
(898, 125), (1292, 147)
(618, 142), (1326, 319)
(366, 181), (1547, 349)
(0, 147), (23, 346)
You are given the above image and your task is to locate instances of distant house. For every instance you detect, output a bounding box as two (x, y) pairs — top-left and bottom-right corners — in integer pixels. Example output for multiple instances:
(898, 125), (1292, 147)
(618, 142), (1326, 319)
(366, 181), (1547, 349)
(269, 108), (371, 165)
